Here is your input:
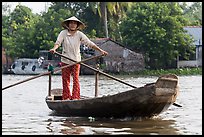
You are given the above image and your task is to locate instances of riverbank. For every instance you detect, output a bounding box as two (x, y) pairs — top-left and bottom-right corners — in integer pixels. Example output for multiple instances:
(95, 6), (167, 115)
(2, 67), (202, 77)
(118, 67), (202, 77)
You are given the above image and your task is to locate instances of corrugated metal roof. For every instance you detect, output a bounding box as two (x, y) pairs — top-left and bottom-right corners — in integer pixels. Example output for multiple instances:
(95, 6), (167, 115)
(184, 26), (202, 45)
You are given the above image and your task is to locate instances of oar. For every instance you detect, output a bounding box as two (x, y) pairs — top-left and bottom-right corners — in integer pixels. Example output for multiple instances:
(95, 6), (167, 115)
(55, 52), (137, 89)
(172, 102), (182, 107)
(55, 51), (182, 107)
(2, 54), (104, 91)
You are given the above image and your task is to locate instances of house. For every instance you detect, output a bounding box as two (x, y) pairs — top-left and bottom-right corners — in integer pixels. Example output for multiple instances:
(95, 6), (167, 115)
(80, 38), (145, 74)
(177, 26), (202, 68)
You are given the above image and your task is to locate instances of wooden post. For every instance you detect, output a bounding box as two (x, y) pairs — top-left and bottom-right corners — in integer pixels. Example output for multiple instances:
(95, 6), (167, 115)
(48, 73), (52, 96)
(95, 64), (100, 97)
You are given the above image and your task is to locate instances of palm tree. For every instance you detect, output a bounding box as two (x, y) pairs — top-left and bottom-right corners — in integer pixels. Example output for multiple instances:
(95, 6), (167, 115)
(89, 2), (133, 38)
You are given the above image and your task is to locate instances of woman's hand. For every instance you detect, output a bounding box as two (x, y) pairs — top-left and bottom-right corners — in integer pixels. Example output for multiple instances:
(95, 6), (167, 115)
(100, 50), (108, 56)
(49, 44), (59, 54)
(49, 48), (56, 54)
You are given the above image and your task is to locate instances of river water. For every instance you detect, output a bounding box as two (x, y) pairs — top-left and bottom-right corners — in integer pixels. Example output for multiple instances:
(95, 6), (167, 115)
(2, 74), (202, 135)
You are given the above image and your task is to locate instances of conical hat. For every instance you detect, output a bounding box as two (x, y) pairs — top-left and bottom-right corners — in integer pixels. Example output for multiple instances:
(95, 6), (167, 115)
(61, 16), (85, 30)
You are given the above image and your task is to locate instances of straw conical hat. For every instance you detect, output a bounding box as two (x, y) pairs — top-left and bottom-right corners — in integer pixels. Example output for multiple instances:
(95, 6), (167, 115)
(61, 16), (85, 30)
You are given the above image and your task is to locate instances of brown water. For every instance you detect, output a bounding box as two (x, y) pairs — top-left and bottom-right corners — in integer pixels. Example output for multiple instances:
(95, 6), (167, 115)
(2, 74), (202, 135)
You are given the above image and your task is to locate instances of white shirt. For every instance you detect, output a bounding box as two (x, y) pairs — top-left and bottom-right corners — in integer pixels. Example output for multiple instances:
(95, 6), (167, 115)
(55, 29), (95, 64)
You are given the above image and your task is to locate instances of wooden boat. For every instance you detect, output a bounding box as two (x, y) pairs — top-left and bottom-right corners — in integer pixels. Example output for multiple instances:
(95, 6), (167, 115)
(2, 52), (180, 118)
(45, 74), (179, 118)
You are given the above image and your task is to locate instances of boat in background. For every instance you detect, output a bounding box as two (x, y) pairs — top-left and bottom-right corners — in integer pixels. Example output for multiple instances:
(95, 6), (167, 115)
(11, 58), (44, 75)
(10, 50), (61, 75)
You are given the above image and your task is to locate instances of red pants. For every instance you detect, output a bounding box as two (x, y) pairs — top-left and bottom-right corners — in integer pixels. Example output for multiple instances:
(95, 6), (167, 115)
(61, 63), (80, 100)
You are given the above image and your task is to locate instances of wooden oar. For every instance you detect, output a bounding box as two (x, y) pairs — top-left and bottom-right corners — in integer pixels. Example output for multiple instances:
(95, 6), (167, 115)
(55, 52), (137, 89)
(2, 54), (104, 91)
(55, 52), (182, 107)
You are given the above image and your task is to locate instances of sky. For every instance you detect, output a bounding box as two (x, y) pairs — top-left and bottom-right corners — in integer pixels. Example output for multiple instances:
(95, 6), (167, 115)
(3, 2), (51, 14)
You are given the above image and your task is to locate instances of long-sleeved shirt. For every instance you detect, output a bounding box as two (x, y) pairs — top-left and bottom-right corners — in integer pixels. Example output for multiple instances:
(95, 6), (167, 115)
(55, 29), (95, 65)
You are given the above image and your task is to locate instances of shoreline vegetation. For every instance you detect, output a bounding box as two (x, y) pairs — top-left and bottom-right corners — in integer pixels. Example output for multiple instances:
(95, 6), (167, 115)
(2, 67), (202, 77)
(115, 67), (202, 77)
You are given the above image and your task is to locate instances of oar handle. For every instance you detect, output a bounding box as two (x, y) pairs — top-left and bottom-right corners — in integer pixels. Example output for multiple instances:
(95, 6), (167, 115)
(55, 52), (137, 89)
(54, 52), (104, 65)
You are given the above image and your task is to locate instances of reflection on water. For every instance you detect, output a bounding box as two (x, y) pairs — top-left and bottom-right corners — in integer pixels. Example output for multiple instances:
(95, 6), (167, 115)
(45, 116), (179, 135)
(2, 74), (202, 135)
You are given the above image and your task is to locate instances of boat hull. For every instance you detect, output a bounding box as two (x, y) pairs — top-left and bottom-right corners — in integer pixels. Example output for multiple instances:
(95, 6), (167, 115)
(11, 58), (61, 75)
(45, 74), (179, 118)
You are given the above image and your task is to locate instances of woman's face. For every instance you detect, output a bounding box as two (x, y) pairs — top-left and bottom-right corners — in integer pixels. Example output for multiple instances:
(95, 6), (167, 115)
(68, 20), (78, 31)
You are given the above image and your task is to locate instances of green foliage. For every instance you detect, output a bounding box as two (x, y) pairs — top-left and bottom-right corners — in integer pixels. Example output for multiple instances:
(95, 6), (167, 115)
(2, 2), (201, 71)
(120, 2), (195, 69)
(180, 2), (202, 26)
(3, 5), (40, 59)
(78, 5), (104, 38)
(121, 67), (202, 76)
(34, 8), (72, 52)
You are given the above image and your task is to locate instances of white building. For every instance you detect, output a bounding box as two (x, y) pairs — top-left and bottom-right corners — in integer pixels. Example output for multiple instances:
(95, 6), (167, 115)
(177, 26), (202, 68)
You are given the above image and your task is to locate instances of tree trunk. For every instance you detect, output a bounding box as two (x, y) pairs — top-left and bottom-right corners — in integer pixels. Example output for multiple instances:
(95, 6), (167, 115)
(101, 2), (109, 38)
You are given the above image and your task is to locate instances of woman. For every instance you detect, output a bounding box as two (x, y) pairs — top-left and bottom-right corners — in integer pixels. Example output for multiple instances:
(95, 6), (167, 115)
(49, 16), (108, 100)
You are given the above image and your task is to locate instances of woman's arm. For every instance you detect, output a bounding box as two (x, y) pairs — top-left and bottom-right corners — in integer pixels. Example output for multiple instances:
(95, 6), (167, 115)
(50, 30), (64, 53)
(91, 44), (108, 55)
(80, 32), (108, 55)
(49, 44), (59, 53)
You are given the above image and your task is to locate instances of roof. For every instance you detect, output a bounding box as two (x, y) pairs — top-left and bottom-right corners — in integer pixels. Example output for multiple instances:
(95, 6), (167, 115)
(91, 38), (125, 47)
(184, 26), (202, 45)
(91, 38), (110, 46)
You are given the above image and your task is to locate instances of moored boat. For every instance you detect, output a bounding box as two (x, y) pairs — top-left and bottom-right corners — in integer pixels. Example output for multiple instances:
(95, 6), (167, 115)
(10, 50), (61, 75)
(11, 58), (46, 75)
